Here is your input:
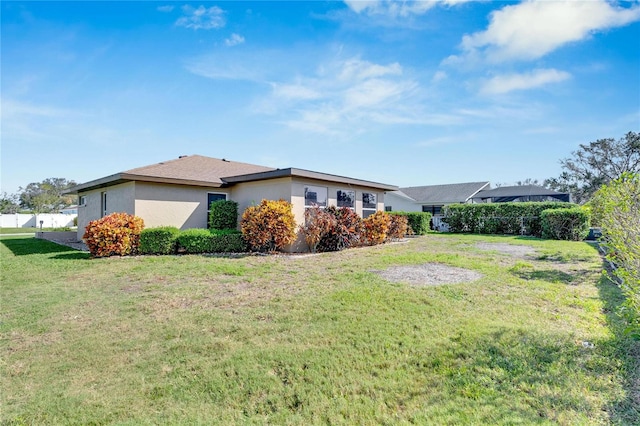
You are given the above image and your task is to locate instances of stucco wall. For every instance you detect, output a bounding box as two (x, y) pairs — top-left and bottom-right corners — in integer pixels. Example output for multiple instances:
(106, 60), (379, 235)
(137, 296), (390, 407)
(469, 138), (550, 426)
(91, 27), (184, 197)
(384, 192), (420, 212)
(76, 182), (135, 240)
(230, 177), (294, 224)
(134, 183), (229, 230)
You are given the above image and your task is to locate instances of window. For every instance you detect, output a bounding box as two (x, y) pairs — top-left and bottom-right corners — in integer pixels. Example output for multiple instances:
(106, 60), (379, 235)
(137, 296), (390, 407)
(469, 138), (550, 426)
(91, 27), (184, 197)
(101, 192), (107, 217)
(362, 192), (377, 218)
(422, 205), (443, 215)
(337, 190), (355, 209)
(79, 196), (86, 206)
(207, 193), (227, 227)
(385, 206), (392, 212)
(305, 185), (327, 208)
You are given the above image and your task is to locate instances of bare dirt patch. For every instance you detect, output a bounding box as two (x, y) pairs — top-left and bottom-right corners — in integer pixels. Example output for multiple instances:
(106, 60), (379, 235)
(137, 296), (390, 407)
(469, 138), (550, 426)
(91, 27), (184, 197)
(475, 243), (536, 258)
(374, 263), (483, 286)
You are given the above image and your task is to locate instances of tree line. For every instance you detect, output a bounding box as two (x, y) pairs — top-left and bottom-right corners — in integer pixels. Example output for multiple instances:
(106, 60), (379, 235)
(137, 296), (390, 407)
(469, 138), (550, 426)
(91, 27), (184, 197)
(0, 178), (77, 214)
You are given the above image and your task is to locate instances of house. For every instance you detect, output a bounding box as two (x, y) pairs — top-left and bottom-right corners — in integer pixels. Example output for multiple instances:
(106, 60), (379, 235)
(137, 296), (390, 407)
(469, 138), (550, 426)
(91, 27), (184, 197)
(471, 185), (571, 203)
(385, 182), (491, 215)
(66, 155), (398, 251)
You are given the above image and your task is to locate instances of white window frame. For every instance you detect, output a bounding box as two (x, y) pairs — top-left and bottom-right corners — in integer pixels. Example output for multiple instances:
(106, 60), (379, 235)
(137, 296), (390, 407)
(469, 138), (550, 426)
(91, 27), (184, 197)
(337, 189), (356, 210)
(362, 192), (377, 218)
(304, 185), (328, 209)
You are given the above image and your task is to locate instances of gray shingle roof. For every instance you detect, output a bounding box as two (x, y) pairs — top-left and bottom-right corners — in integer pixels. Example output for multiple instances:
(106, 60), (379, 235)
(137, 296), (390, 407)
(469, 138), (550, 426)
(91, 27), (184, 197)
(398, 182), (490, 204)
(473, 185), (565, 198)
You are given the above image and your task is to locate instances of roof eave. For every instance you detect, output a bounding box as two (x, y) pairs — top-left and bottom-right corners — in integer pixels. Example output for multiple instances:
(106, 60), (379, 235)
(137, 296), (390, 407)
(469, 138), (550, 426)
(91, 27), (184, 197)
(224, 168), (398, 191)
(65, 173), (225, 194)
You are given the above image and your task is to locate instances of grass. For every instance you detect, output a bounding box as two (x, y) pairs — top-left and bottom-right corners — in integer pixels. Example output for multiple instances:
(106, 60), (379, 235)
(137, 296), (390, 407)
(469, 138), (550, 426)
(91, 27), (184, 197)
(0, 227), (74, 234)
(1, 234), (638, 425)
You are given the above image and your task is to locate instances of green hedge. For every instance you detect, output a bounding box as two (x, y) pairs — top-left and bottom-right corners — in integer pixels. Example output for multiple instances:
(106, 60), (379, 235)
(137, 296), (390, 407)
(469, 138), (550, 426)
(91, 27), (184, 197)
(442, 202), (575, 237)
(390, 212), (432, 235)
(139, 226), (180, 255)
(176, 228), (247, 254)
(209, 200), (238, 230)
(540, 207), (590, 241)
(176, 229), (213, 253)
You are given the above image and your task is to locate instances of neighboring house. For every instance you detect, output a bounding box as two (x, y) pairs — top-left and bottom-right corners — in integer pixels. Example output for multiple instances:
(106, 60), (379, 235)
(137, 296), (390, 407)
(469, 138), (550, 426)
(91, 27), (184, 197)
(385, 182), (491, 215)
(472, 185), (571, 203)
(67, 155), (397, 251)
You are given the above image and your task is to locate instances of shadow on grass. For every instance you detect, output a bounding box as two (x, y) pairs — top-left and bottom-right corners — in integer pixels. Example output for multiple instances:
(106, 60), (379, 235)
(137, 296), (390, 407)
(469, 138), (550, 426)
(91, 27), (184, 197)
(597, 268), (640, 424)
(0, 237), (88, 259)
(512, 269), (576, 284)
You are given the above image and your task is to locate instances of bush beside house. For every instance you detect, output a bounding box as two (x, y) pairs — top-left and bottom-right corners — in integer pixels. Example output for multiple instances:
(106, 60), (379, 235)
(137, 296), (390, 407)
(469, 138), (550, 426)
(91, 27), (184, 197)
(83, 212), (144, 258)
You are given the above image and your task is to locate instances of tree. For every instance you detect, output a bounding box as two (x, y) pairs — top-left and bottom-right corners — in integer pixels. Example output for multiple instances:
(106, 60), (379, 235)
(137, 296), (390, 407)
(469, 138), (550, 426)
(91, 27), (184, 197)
(0, 192), (20, 214)
(19, 178), (77, 213)
(545, 131), (640, 204)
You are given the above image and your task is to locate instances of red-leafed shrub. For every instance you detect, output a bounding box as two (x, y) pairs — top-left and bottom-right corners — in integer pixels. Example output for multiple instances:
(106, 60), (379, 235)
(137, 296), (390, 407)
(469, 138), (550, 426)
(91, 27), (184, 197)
(316, 206), (364, 252)
(363, 211), (391, 245)
(83, 212), (144, 258)
(240, 199), (296, 252)
(299, 206), (336, 253)
(387, 214), (410, 240)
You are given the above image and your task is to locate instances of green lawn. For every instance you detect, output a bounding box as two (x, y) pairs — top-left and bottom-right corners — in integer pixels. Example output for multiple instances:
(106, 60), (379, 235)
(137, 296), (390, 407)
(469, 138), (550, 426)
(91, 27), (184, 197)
(0, 227), (74, 234)
(1, 234), (638, 425)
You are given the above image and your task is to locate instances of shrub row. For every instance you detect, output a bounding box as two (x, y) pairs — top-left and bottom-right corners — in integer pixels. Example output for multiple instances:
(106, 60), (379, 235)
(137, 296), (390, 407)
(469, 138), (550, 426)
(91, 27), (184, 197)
(389, 211), (431, 235)
(299, 206), (410, 253)
(442, 202), (575, 237)
(139, 227), (247, 255)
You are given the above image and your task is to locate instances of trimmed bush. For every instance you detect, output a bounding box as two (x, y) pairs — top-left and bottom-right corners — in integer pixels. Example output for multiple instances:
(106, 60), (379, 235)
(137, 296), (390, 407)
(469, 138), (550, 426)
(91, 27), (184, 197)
(387, 214), (410, 240)
(209, 200), (238, 230)
(241, 199), (296, 252)
(210, 229), (248, 253)
(540, 208), (590, 241)
(363, 211), (391, 245)
(83, 212), (144, 258)
(139, 226), (180, 255)
(176, 228), (213, 254)
(442, 202), (573, 237)
(316, 206), (364, 252)
(391, 212), (430, 235)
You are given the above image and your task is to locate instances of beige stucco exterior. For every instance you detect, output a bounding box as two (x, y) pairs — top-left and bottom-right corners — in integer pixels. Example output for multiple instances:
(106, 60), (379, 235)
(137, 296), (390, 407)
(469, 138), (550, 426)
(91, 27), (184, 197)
(77, 176), (389, 251)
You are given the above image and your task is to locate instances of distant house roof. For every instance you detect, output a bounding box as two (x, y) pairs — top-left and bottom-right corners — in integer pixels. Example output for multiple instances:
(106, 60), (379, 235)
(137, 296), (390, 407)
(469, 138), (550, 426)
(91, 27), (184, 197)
(396, 182), (491, 204)
(66, 155), (397, 194)
(473, 185), (571, 203)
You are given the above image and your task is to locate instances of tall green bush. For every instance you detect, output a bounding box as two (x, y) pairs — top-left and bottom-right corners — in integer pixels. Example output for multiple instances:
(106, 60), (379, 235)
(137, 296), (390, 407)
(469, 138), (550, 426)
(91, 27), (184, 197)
(209, 200), (238, 230)
(590, 173), (640, 337)
(540, 208), (590, 241)
(140, 226), (180, 255)
(391, 212), (431, 235)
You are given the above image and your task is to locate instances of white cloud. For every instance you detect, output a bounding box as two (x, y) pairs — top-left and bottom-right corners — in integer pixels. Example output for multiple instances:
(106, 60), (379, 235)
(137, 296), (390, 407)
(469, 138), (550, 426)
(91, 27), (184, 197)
(157, 5), (174, 13)
(343, 0), (471, 17)
(459, 0), (640, 63)
(176, 5), (225, 30)
(480, 69), (571, 95)
(225, 33), (245, 46)
(431, 70), (447, 83)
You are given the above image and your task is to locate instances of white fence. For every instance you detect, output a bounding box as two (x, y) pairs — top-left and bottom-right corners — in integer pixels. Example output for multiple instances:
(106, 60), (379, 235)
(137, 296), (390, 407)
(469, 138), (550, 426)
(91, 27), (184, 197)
(0, 213), (77, 229)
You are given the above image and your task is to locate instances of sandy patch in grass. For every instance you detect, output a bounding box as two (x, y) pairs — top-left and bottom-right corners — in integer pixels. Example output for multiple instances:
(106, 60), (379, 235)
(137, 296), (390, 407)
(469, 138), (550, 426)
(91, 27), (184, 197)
(375, 263), (483, 286)
(475, 242), (536, 258)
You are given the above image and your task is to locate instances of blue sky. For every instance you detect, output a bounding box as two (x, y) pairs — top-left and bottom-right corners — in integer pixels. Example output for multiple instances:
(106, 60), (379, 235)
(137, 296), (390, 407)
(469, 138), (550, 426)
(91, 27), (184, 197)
(2, 0), (639, 195)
